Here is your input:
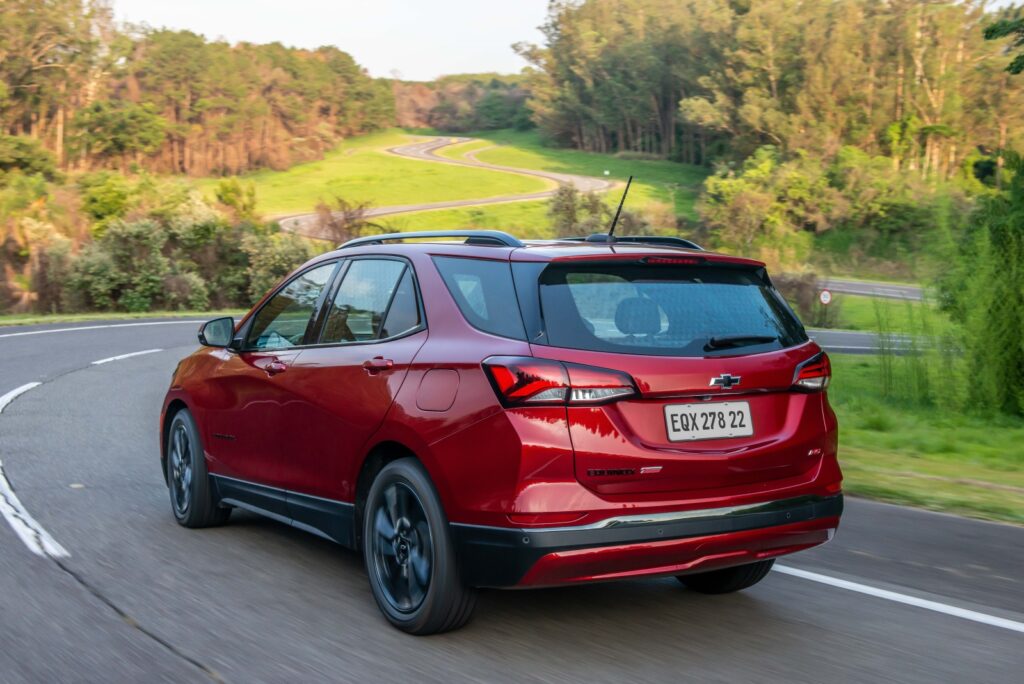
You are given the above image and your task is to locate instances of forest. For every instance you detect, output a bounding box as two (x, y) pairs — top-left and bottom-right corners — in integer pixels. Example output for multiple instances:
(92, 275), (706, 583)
(1, 0), (1022, 323)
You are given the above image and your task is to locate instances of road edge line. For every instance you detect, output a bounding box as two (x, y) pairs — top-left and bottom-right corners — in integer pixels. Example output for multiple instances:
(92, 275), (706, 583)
(92, 348), (164, 365)
(776, 564), (1024, 634)
(0, 382), (70, 559)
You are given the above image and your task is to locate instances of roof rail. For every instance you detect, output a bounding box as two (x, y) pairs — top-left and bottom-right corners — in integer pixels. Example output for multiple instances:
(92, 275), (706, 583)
(561, 235), (704, 250)
(339, 230), (524, 249)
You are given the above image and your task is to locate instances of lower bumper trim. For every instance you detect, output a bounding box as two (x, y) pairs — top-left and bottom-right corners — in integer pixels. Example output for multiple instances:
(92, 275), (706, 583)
(451, 493), (843, 587)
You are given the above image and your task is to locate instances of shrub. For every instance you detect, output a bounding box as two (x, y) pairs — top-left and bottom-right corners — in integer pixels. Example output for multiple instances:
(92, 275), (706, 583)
(69, 219), (170, 311)
(0, 135), (58, 181)
(772, 272), (841, 328)
(241, 229), (317, 302)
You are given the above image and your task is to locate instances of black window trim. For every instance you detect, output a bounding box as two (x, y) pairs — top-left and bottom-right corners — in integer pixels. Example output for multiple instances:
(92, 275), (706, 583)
(306, 254), (427, 349)
(237, 259), (343, 353)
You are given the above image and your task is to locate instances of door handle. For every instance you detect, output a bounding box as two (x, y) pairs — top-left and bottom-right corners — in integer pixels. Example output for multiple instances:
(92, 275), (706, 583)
(363, 357), (394, 373)
(264, 359), (288, 376)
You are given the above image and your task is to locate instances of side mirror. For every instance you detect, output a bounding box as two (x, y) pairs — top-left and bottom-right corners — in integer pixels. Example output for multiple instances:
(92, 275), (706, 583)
(198, 317), (236, 348)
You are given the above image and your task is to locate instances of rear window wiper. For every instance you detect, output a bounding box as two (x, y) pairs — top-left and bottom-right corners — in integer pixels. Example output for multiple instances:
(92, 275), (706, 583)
(705, 334), (778, 350)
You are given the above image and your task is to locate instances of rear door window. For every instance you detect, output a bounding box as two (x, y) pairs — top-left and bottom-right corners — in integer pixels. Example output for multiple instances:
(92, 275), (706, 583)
(433, 256), (526, 340)
(538, 264), (806, 357)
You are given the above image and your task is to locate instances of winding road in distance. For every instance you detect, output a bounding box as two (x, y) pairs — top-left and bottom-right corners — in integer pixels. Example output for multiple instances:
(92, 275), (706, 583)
(278, 135), (925, 302)
(276, 136), (615, 239)
(0, 317), (1020, 683)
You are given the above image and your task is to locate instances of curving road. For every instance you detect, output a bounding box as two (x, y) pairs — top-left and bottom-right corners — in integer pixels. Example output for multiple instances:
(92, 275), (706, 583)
(0, 318), (1021, 683)
(277, 136), (615, 240)
(275, 136), (928, 308)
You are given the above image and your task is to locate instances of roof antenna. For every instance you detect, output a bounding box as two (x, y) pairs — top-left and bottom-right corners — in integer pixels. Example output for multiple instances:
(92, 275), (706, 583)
(607, 175), (633, 242)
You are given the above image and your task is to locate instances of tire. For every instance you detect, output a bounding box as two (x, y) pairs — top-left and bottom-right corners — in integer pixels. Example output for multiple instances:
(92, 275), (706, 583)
(676, 559), (774, 594)
(165, 408), (230, 528)
(362, 458), (475, 635)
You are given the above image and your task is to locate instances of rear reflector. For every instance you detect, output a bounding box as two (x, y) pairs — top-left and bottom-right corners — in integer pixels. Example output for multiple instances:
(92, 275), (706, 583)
(794, 352), (831, 391)
(483, 356), (637, 406)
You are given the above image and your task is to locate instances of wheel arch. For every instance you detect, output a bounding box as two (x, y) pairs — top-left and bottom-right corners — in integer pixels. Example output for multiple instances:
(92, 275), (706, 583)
(160, 398), (191, 484)
(354, 440), (435, 547)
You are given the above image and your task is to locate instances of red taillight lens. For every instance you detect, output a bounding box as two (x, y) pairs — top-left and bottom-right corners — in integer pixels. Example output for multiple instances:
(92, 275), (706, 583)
(483, 357), (636, 406)
(483, 357), (569, 405)
(794, 352), (831, 392)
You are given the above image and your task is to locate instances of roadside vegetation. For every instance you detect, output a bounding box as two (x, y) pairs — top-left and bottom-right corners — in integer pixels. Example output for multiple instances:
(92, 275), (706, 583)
(831, 354), (1024, 524)
(0, 309), (246, 328)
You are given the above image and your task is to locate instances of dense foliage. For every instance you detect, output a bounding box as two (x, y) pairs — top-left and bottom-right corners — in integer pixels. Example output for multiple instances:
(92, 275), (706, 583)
(934, 154), (1024, 416)
(520, 0), (1024, 170)
(3, 172), (318, 313)
(0, 0), (394, 176)
(393, 74), (533, 132)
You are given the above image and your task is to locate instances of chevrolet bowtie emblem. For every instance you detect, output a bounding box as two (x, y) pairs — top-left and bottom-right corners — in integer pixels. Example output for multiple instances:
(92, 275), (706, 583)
(709, 373), (741, 389)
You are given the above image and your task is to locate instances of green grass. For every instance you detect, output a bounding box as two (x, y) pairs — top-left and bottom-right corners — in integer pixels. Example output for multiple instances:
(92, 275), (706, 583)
(0, 310), (247, 327)
(378, 200), (553, 238)
(435, 139), (495, 161)
(463, 129), (708, 221)
(199, 130), (549, 217)
(833, 294), (945, 334)
(830, 354), (1024, 524)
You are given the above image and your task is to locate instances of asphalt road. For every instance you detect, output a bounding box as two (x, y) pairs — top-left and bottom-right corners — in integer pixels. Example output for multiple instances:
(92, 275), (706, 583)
(278, 136), (614, 240)
(0, 318), (1020, 683)
(822, 277), (924, 301)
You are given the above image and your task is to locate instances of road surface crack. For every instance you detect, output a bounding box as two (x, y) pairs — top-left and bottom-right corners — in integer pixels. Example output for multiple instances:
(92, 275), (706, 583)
(51, 557), (226, 683)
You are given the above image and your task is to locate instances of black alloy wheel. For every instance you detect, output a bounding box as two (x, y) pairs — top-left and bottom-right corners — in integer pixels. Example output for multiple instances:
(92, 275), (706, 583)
(166, 409), (230, 528)
(363, 458), (475, 634)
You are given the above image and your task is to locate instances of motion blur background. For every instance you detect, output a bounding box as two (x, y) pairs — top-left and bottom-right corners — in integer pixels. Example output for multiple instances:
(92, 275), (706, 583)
(0, 1), (1022, 682)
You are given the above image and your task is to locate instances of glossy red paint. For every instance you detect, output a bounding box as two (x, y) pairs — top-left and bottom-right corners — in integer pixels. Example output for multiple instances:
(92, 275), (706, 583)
(162, 237), (843, 589)
(517, 516), (839, 587)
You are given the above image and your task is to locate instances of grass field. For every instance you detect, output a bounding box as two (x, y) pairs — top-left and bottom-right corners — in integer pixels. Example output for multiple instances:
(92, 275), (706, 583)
(833, 294), (944, 334)
(0, 310), (247, 327)
(459, 129), (708, 221)
(199, 130), (549, 217)
(830, 354), (1023, 524)
(377, 201), (552, 238)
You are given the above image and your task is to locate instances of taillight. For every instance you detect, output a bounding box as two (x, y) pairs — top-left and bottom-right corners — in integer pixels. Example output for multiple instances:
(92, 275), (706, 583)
(794, 352), (831, 391)
(483, 356), (637, 406)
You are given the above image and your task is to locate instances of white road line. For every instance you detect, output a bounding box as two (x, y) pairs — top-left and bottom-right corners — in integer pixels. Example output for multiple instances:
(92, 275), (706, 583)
(0, 382), (69, 559)
(0, 382), (40, 413)
(0, 320), (204, 340)
(0, 462), (70, 558)
(91, 348), (163, 365)
(776, 565), (1024, 634)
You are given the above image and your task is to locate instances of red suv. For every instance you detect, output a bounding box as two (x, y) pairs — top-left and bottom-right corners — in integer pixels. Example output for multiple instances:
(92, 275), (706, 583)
(161, 230), (842, 634)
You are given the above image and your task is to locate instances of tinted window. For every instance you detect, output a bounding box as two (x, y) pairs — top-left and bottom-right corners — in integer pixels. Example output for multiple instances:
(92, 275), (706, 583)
(433, 256), (526, 340)
(246, 262), (337, 350)
(538, 264), (806, 357)
(320, 259), (407, 343)
(380, 268), (421, 338)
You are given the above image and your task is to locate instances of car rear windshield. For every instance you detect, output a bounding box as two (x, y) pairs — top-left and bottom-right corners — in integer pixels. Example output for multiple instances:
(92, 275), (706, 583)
(537, 263), (807, 357)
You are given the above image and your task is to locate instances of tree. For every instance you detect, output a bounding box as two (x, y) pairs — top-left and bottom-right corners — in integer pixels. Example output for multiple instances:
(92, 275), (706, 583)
(984, 11), (1024, 74)
(0, 134), (57, 179)
(72, 100), (166, 169)
(314, 196), (382, 244)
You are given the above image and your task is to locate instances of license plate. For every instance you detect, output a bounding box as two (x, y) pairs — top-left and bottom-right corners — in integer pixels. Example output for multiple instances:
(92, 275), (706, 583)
(664, 401), (753, 442)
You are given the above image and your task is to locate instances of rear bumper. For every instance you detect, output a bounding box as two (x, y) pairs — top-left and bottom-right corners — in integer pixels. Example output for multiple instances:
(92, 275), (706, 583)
(451, 493), (843, 587)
